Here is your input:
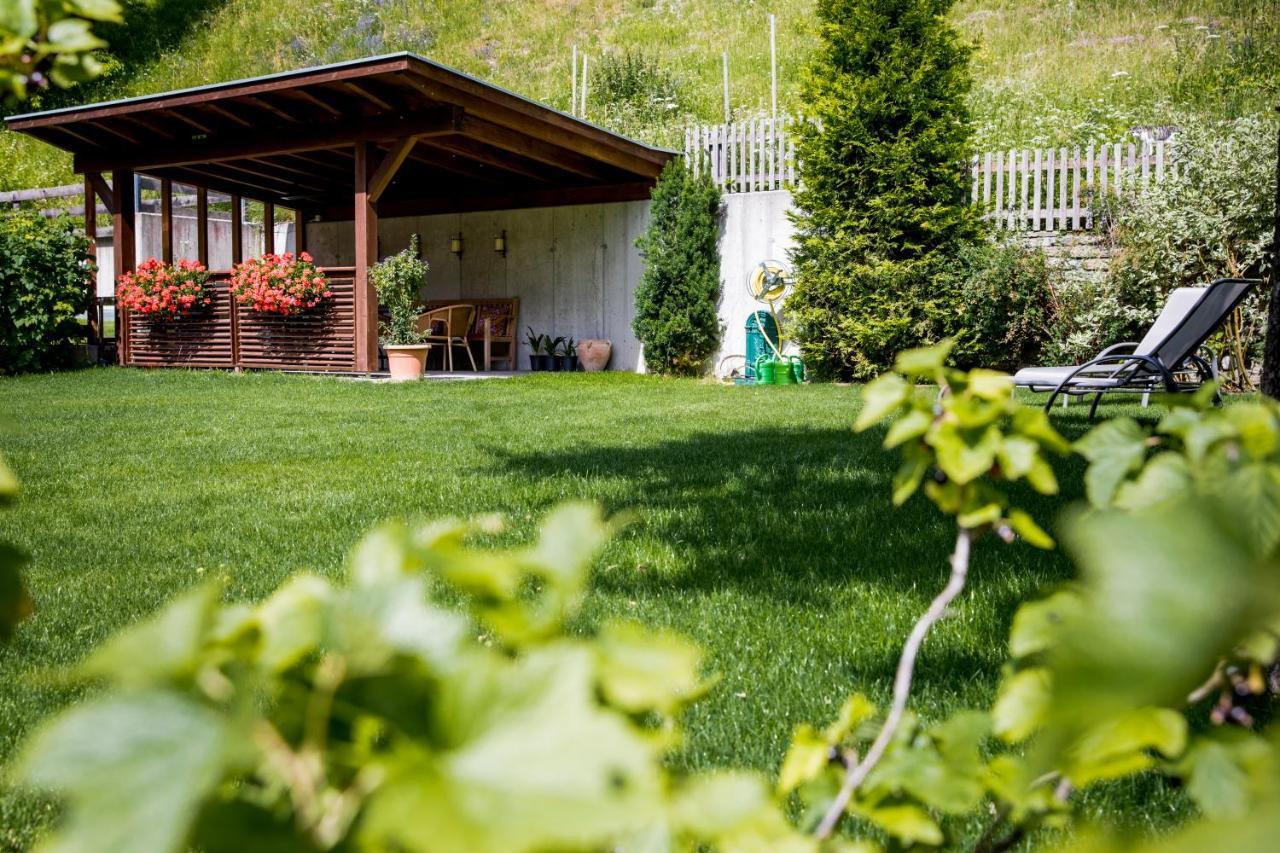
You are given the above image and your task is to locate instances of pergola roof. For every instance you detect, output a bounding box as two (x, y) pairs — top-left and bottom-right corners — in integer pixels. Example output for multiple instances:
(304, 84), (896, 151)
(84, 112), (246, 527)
(5, 53), (676, 217)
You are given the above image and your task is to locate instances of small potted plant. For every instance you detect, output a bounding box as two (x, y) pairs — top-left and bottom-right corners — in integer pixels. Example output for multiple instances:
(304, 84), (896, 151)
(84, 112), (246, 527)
(556, 337), (578, 372)
(545, 336), (567, 372)
(116, 258), (212, 319)
(525, 327), (553, 372)
(371, 235), (430, 381)
(229, 252), (331, 315)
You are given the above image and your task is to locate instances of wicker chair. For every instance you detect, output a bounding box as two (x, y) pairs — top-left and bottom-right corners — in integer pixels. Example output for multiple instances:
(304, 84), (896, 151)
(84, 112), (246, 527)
(416, 304), (478, 372)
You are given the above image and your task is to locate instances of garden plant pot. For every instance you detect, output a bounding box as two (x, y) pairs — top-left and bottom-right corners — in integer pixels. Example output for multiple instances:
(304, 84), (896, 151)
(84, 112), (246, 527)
(384, 344), (429, 381)
(557, 355), (579, 372)
(530, 354), (552, 371)
(578, 339), (611, 372)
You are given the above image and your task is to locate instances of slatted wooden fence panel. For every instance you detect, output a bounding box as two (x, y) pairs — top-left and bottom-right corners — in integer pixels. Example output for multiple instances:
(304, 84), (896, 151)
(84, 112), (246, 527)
(125, 268), (357, 372)
(686, 117), (798, 192)
(125, 276), (235, 368)
(968, 140), (1168, 231)
(236, 273), (357, 372)
(686, 119), (1175, 231)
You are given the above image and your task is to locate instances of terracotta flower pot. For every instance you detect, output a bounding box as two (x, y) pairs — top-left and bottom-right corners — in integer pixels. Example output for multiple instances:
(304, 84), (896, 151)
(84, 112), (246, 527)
(578, 339), (612, 372)
(384, 344), (430, 381)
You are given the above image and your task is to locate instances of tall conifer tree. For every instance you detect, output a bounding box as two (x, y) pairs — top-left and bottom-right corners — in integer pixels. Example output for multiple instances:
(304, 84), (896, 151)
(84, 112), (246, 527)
(787, 0), (980, 380)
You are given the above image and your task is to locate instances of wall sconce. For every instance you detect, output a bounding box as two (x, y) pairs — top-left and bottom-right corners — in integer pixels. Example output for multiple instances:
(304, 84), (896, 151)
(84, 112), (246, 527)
(449, 233), (463, 257)
(494, 230), (507, 257)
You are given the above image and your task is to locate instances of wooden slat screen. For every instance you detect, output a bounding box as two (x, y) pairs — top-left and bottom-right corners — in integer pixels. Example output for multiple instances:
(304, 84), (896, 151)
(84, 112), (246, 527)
(125, 268), (358, 372)
(236, 274), (356, 371)
(126, 275), (235, 368)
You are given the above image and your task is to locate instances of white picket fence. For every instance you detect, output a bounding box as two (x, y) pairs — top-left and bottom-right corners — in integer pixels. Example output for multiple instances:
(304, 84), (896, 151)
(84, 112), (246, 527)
(685, 117), (798, 193)
(685, 118), (1177, 232)
(969, 140), (1174, 232)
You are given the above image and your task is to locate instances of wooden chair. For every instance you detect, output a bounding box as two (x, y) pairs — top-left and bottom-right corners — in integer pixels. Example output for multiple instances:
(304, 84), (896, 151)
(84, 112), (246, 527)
(416, 304), (477, 371)
(422, 297), (519, 371)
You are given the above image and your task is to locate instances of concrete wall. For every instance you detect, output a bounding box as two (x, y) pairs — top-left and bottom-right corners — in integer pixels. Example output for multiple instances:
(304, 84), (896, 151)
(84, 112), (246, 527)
(714, 190), (798, 375)
(306, 201), (651, 371)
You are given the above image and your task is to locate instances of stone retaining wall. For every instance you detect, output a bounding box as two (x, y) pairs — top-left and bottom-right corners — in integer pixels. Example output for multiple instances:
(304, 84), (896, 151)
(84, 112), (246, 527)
(1015, 231), (1116, 284)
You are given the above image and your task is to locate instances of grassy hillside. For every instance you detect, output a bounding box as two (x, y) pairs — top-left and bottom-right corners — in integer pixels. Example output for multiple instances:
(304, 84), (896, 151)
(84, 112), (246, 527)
(1, 0), (1277, 191)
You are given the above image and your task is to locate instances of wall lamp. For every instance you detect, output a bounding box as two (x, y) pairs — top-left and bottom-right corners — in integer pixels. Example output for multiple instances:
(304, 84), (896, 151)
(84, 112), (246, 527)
(494, 230), (507, 257)
(449, 233), (464, 257)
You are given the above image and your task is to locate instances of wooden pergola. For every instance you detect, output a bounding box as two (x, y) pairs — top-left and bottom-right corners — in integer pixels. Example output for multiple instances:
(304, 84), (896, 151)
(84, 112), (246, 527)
(5, 53), (675, 373)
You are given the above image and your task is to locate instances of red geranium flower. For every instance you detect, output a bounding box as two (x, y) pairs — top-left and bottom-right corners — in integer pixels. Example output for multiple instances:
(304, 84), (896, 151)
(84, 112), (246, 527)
(116, 258), (211, 319)
(229, 253), (331, 316)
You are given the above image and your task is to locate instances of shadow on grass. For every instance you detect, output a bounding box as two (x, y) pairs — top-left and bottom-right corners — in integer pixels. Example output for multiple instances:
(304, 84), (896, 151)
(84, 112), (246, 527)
(489, 417), (1089, 605)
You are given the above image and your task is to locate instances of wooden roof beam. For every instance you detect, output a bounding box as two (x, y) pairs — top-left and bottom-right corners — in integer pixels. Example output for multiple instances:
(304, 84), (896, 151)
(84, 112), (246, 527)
(419, 135), (563, 185)
(461, 116), (615, 181)
(318, 180), (655, 220)
(75, 106), (463, 173)
(367, 137), (417, 204)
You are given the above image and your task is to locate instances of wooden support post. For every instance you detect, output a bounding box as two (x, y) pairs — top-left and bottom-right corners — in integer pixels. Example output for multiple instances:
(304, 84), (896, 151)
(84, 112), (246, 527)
(196, 186), (209, 266)
(263, 201), (275, 255)
(230, 194), (243, 263)
(295, 207), (307, 254)
(112, 168), (136, 364)
(83, 173), (99, 346)
(354, 141), (379, 373)
(160, 178), (173, 263)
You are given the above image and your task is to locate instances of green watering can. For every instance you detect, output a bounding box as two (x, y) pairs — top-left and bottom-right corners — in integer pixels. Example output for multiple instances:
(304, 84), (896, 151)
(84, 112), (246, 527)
(754, 354), (777, 385)
(753, 355), (806, 386)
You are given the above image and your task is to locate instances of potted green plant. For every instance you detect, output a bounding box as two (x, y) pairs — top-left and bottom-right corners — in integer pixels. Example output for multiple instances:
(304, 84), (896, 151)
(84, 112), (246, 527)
(372, 234), (430, 381)
(545, 336), (567, 372)
(556, 337), (578, 372)
(525, 327), (552, 371)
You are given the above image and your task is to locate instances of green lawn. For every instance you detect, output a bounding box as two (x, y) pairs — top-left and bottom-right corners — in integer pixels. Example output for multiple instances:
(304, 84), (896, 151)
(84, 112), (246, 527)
(0, 368), (1179, 847)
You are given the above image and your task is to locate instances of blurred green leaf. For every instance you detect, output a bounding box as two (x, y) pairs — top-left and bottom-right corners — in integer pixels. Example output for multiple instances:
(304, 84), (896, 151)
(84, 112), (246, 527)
(855, 372), (911, 431)
(778, 725), (831, 796)
(45, 18), (104, 51)
(361, 645), (661, 853)
(1055, 502), (1274, 722)
(1008, 591), (1082, 659)
(0, 0), (38, 39)
(1074, 418), (1148, 507)
(854, 802), (943, 846)
(992, 667), (1051, 744)
(595, 621), (708, 715)
(81, 583), (220, 687)
(65, 0), (123, 23)
(934, 422), (1000, 485)
(17, 690), (239, 853)
(0, 541), (33, 642)
(253, 574), (330, 672)
(893, 340), (954, 377)
(1065, 707), (1187, 787)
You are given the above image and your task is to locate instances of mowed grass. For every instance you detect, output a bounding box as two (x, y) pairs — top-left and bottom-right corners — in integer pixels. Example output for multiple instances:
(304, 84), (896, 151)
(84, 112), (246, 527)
(0, 369), (1182, 846)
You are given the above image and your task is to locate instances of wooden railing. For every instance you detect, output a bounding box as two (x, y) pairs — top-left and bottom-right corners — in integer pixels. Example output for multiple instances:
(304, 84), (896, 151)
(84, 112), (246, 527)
(123, 267), (359, 372)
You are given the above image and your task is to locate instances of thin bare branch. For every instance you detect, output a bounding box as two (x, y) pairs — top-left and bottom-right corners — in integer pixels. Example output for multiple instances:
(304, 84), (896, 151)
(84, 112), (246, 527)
(815, 526), (973, 839)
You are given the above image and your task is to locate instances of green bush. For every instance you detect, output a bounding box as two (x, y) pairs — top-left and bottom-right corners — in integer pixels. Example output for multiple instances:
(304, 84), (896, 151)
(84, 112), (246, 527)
(928, 239), (1058, 372)
(786, 0), (982, 381)
(633, 159), (723, 376)
(1075, 117), (1277, 375)
(0, 211), (92, 374)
